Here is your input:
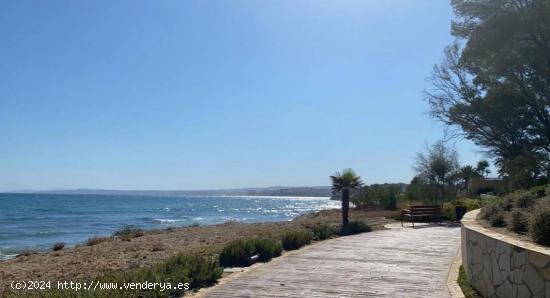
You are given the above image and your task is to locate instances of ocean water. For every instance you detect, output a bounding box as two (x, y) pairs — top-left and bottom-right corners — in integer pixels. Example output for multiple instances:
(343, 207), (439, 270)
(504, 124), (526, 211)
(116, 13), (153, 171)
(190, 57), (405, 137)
(0, 193), (337, 260)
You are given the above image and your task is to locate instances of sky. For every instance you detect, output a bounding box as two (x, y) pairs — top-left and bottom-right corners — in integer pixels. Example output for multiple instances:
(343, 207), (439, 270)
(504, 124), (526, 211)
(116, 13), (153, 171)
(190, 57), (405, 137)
(0, 0), (486, 191)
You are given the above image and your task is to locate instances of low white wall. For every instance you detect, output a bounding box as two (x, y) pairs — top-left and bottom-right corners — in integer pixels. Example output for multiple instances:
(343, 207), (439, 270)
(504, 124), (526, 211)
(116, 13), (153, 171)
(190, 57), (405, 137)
(461, 209), (550, 298)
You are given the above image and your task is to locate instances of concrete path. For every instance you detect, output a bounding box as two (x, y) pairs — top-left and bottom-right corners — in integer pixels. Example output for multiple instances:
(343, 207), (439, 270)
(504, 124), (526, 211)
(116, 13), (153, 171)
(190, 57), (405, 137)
(199, 224), (461, 298)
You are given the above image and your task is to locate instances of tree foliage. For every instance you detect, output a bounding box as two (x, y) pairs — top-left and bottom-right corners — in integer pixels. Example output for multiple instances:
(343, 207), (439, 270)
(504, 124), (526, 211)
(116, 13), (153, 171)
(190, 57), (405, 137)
(330, 168), (363, 228)
(413, 142), (460, 203)
(405, 175), (433, 202)
(458, 165), (482, 189)
(351, 183), (403, 210)
(476, 160), (491, 177)
(426, 0), (550, 189)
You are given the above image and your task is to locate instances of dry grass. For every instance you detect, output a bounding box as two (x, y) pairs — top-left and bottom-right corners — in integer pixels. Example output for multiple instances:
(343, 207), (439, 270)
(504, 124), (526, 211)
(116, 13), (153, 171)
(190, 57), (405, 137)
(0, 208), (397, 296)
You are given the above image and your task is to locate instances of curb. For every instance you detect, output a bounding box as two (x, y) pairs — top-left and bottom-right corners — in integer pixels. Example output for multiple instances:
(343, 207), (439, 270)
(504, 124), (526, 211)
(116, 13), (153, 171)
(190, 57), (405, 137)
(447, 248), (465, 298)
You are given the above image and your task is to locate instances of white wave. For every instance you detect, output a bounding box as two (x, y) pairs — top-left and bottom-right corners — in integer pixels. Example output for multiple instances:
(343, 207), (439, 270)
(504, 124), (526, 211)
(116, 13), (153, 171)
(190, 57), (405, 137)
(153, 219), (186, 224)
(0, 253), (17, 260)
(0, 249), (18, 260)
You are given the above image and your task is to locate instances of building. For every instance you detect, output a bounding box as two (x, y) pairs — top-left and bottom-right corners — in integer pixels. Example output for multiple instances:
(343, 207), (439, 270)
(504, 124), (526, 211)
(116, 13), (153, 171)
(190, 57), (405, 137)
(467, 177), (507, 195)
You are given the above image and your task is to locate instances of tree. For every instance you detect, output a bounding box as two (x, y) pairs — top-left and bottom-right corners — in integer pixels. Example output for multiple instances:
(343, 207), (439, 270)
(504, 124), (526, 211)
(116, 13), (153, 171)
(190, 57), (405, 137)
(351, 184), (403, 210)
(426, 0), (550, 188)
(330, 169), (364, 229)
(476, 160), (491, 177)
(405, 175), (433, 202)
(458, 165), (482, 190)
(414, 142), (460, 203)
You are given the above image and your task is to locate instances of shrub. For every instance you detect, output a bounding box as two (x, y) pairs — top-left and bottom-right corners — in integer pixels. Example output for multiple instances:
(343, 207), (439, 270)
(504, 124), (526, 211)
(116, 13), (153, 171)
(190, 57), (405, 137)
(281, 230), (312, 250)
(156, 254), (222, 291)
(113, 225), (145, 240)
(253, 238), (282, 262)
(85, 236), (109, 246)
(219, 238), (282, 267)
(529, 184), (548, 198)
(462, 198), (481, 211)
(442, 202), (456, 221)
(508, 210), (529, 233)
(508, 191), (536, 209)
(9, 254), (222, 297)
(311, 224), (337, 240)
(480, 199), (505, 221)
(341, 220), (372, 236)
(530, 208), (550, 245)
(99, 254), (221, 297)
(442, 199), (481, 221)
(489, 211), (506, 227)
(52, 242), (65, 251)
(219, 239), (256, 267)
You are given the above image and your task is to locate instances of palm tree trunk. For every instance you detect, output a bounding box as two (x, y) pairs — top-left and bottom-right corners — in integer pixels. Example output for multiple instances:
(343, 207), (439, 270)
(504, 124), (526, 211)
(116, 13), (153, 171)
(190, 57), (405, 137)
(342, 188), (350, 228)
(441, 178), (445, 205)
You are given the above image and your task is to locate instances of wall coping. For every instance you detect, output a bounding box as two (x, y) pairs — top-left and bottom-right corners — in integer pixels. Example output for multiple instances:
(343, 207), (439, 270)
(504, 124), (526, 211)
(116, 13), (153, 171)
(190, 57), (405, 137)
(462, 209), (550, 256)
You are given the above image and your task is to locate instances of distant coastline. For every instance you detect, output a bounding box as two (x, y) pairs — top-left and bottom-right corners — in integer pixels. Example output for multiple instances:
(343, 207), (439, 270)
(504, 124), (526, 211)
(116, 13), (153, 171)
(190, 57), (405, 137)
(7, 186), (333, 198)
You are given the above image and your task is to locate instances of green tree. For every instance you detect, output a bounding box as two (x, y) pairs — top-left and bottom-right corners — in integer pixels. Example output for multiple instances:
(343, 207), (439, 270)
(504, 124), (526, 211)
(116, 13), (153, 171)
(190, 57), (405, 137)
(351, 184), (403, 210)
(405, 175), (433, 202)
(330, 169), (364, 229)
(414, 142), (460, 203)
(458, 165), (482, 190)
(426, 0), (550, 188)
(476, 160), (491, 177)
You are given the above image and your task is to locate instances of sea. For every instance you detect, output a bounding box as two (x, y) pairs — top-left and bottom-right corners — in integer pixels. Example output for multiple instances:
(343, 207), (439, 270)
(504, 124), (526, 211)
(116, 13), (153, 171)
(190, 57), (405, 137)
(0, 193), (338, 260)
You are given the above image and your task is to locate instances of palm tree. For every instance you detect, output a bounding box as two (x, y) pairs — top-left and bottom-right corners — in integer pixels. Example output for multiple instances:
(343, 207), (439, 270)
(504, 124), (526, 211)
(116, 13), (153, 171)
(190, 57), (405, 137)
(476, 160), (491, 177)
(330, 168), (364, 229)
(458, 165), (481, 190)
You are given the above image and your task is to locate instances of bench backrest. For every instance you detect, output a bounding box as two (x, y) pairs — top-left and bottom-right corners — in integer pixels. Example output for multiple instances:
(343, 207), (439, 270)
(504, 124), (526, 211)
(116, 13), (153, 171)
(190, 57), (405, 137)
(409, 205), (442, 214)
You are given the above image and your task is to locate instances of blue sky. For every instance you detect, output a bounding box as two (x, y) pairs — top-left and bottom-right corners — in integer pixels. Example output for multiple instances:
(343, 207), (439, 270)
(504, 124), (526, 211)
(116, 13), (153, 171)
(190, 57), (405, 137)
(0, 1), (485, 191)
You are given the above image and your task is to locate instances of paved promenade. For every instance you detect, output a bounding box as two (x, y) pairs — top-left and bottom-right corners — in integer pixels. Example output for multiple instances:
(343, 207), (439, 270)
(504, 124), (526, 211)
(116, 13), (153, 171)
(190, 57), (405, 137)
(199, 224), (460, 298)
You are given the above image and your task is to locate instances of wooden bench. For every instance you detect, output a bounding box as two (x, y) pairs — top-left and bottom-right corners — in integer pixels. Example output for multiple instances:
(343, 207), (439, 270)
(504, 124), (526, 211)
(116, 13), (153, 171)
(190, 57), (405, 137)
(401, 205), (442, 227)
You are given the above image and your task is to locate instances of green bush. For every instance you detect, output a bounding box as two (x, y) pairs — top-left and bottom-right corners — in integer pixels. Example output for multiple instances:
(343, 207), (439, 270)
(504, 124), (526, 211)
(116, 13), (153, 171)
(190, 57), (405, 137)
(508, 191), (536, 209)
(461, 198), (481, 211)
(113, 225), (145, 240)
(530, 208), (550, 245)
(529, 184), (548, 198)
(441, 199), (481, 221)
(341, 220), (372, 236)
(480, 199), (505, 221)
(508, 210), (529, 233)
(219, 239), (256, 267)
(219, 238), (282, 267)
(152, 254), (222, 291)
(442, 202), (456, 221)
(489, 211), (506, 227)
(281, 230), (312, 250)
(478, 188), (550, 247)
(10, 254), (222, 297)
(253, 238), (282, 262)
(311, 224), (337, 240)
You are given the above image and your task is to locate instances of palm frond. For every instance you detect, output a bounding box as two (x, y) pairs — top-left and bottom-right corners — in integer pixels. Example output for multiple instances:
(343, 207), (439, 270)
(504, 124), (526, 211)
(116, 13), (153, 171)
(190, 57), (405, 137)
(330, 168), (364, 193)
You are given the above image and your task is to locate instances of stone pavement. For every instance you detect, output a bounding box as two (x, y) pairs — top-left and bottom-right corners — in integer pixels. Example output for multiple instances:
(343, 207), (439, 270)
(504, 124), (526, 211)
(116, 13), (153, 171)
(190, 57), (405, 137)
(198, 223), (461, 297)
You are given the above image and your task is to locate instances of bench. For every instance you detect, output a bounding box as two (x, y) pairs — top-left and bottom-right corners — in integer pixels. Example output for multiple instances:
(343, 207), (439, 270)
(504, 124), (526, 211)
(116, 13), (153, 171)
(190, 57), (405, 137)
(401, 205), (442, 227)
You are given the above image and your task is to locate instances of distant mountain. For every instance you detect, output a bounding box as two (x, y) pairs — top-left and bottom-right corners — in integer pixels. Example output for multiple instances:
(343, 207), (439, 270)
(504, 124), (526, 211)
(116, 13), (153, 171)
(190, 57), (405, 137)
(13, 186), (333, 197)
